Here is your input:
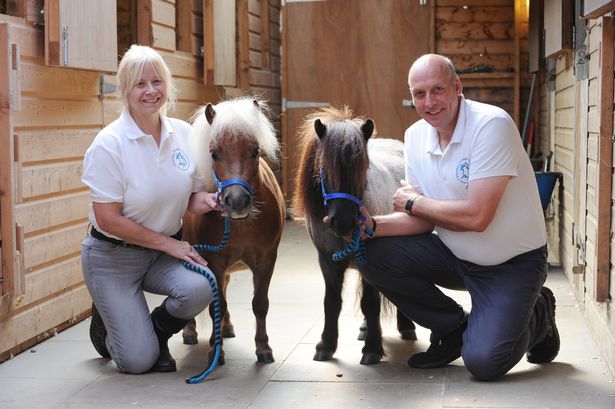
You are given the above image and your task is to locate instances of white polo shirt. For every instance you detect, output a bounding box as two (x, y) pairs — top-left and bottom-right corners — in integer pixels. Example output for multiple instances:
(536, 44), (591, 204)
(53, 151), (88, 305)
(404, 97), (546, 265)
(82, 110), (200, 238)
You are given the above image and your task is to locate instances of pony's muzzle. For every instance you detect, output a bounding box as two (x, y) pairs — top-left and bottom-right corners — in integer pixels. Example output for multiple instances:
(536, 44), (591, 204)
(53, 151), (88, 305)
(221, 186), (253, 219)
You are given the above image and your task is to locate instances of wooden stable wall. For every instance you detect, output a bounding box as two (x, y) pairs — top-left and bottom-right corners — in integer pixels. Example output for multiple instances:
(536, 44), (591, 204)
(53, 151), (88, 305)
(0, 0), (281, 363)
(435, 0), (531, 128)
(541, 12), (615, 375)
(0, 11), (98, 361)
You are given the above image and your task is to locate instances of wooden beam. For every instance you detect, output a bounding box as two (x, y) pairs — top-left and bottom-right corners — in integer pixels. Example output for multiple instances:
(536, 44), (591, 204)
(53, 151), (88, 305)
(203, 0), (215, 85)
(137, 0), (153, 46)
(175, 0), (192, 52)
(596, 16), (614, 302)
(237, 0), (250, 90)
(513, 0), (522, 127)
(260, 0), (271, 70)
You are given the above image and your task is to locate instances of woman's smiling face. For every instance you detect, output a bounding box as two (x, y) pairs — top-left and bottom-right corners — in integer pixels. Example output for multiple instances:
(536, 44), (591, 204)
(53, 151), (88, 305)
(127, 63), (167, 118)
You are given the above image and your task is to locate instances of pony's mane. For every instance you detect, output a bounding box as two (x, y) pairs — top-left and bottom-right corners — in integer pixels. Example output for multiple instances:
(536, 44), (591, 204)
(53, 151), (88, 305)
(191, 96), (279, 192)
(293, 106), (371, 217)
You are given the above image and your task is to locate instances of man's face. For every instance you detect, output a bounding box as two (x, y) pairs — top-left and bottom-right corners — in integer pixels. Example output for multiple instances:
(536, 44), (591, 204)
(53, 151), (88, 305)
(408, 63), (461, 136)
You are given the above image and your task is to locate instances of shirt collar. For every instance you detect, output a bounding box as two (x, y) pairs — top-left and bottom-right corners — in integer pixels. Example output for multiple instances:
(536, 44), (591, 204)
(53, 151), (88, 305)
(119, 109), (175, 142)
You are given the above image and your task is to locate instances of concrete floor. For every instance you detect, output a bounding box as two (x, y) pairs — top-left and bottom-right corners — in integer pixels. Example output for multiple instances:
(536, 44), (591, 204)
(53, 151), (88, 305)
(1, 222), (614, 409)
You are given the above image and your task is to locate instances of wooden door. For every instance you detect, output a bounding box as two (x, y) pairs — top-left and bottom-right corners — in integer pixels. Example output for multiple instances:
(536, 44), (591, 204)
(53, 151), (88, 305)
(282, 0), (432, 200)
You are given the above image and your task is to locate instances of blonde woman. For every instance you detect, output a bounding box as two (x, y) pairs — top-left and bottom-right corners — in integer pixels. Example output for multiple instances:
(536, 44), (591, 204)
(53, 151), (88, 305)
(81, 45), (219, 374)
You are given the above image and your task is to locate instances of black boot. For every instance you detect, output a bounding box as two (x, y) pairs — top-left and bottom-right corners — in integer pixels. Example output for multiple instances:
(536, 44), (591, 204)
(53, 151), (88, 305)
(408, 319), (467, 369)
(150, 300), (189, 372)
(527, 287), (560, 364)
(89, 303), (110, 358)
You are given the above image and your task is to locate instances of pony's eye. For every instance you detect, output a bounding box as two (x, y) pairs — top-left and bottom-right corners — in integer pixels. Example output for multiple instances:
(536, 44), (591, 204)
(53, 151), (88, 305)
(251, 148), (260, 159)
(210, 150), (219, 161)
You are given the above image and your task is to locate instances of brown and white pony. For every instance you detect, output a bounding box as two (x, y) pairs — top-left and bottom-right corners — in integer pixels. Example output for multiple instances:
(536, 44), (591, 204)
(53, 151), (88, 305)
(182, 97), (285, 365)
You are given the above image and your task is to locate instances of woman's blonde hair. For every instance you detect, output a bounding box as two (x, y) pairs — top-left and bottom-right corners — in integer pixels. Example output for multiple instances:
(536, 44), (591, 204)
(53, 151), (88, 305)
(116, 45), (176, 115)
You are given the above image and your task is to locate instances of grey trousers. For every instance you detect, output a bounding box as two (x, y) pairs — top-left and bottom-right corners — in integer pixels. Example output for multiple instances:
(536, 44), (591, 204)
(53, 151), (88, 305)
(81, 235), (215, 374)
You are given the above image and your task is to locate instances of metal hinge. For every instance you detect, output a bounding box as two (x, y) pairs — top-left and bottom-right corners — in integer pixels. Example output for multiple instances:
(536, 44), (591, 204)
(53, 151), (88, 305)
(62, 25), (68, 66)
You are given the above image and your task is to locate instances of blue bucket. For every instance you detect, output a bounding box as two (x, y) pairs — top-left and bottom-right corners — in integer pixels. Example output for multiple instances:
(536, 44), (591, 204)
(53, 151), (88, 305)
(535, 172), (562, 211)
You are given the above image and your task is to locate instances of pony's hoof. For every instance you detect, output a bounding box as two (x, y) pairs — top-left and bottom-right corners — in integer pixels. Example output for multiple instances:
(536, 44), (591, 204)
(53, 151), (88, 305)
(222, 328), (236, 338)
(256, 352), (275, 363)
(399, 329), (417, 341)
(183, 335), (198, 345)
(313, 350), (335, 361)
(360, 353), (382, 365)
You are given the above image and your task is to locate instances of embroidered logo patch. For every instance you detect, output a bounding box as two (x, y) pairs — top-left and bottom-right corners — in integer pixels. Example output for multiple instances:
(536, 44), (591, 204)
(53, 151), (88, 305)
(456, 157), (470, 188)
(172, 149), (190, 170)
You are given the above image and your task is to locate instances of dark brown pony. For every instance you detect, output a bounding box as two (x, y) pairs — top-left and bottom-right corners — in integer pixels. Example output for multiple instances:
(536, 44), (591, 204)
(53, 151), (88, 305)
(293, 106), (416, 365)
(182, 97), (285, 364)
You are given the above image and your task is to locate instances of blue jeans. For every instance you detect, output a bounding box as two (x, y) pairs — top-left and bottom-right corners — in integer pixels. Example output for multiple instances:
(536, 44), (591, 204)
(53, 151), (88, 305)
(358, 233), (549, 380)
(81, 235), (214, 373)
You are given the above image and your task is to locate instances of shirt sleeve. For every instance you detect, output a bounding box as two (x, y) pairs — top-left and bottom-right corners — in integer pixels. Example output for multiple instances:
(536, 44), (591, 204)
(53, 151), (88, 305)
(404, 127), (423, 194)
(469, 115), (521, 181)
(82, 138), (126, 203)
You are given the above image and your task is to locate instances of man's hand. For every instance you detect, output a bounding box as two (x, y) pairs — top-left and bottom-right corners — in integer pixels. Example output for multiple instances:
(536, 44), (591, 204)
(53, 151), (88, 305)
(393, 179), (421, 213)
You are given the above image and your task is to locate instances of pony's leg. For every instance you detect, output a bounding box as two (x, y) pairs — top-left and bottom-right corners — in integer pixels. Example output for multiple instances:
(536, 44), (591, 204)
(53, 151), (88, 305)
(359, 278), (384, 365)
(314, 252), (347, 361)
(248, 257), (276, 363)
(182, 318), (198, 345)
(396, 309), (417, 340)
(221, 276), (235, 338)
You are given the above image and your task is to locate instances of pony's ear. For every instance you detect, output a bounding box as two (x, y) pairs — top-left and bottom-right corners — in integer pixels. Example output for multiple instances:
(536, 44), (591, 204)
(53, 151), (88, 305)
(205, 104), (216, 125)
(314, 119), (327, 139)
(253, 99), (260, 109)
(361, 119), (374, 141)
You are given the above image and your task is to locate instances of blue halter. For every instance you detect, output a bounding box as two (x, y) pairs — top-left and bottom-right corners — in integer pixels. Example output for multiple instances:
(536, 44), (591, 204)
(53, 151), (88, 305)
(319, 170), (373, 265)
(212, 169), (255, 205)
(319, 170), (363, 207)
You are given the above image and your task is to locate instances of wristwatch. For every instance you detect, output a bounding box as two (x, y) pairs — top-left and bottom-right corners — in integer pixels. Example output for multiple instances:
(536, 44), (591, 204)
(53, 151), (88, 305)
(405, 194), (419, 215)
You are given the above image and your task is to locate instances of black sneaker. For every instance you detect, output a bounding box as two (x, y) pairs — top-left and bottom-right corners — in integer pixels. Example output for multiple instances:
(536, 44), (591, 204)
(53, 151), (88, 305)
(89, 303), (110, 358)
(408, 320), (467, 369)
(527, 287), (560, 364)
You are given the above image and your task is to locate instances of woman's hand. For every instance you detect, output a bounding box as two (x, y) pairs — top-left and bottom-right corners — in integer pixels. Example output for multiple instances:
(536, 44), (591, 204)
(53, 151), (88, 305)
(188, 192), (222, 214)
(168, 238), (208, 267)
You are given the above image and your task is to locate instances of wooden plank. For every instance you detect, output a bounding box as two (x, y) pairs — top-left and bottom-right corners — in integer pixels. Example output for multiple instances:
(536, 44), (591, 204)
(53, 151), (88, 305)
(436, 5), (513, 23)
(152, 0), (176, 27)
(22, 255), (83, 306)
(238, 0), (250, 89)
(13, 98), (102, 128)
(23, 222), (86, 270)
(138, 0), (154, 45)
(260, 0), (271, 69)
(213, 0), (236, 86)
(437, 39), (515, 55)
(437, 0), (512, 7)
(438, 22), (514, 40)
(203, 0), (214, 84)
(15, 191), (90, 234)
(153, 23), (176, 51)
(176, 0), (193, 52)
(595, 16), (613, 302)
(0, 23), (15, 298)
(15, 128), (97, 163)
(19, 160), (85, 200)
(20, 63), (99, 99)
(0, 285), (91, 357)
(44, 0), (60, 66)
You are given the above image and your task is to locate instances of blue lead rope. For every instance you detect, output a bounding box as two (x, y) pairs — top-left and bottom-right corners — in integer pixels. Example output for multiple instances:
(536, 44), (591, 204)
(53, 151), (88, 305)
(182, 216), (232, 384)
(331, 214), (374, 266)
